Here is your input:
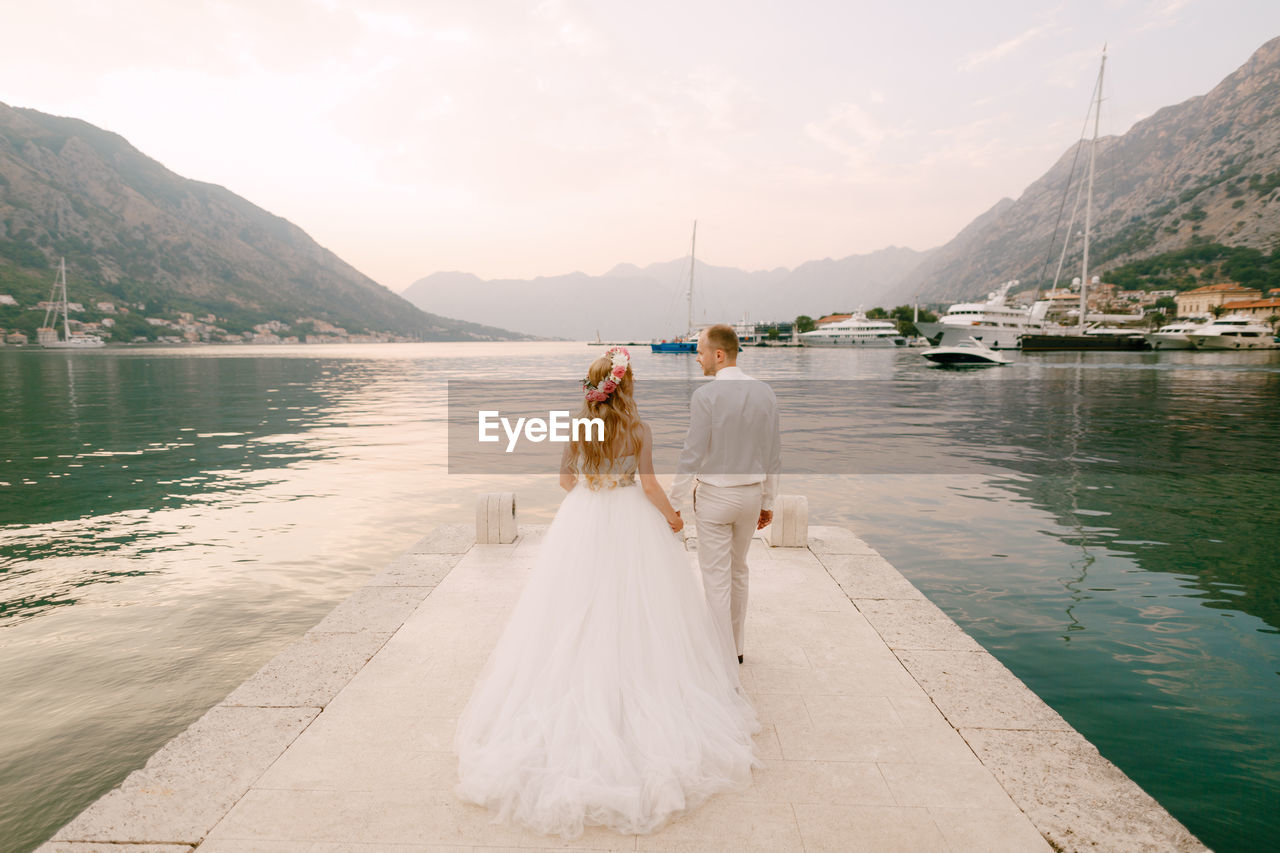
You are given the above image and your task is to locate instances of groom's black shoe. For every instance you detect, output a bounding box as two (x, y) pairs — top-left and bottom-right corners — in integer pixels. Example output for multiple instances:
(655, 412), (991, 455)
(738, 654), (744, 664)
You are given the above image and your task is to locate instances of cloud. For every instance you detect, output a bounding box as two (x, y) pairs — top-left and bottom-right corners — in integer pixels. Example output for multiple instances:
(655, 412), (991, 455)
(1139, 0), (1195, 31)
(1043, 47), (1106, 90)
(960, 22), (1053, 71)
(804, 102), (891, 168)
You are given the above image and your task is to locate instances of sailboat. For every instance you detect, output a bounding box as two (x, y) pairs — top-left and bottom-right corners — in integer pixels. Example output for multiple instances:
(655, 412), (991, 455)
(651, 222), (699, 353)
(1019, 48), (1149, 352)
(38, 258), (106, 348)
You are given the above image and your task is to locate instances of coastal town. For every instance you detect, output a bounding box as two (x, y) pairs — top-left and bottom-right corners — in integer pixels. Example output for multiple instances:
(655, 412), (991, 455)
(1029, 279), (1280, 322)
(5, 277), (1280, 349)
(0, 293), (414, 346)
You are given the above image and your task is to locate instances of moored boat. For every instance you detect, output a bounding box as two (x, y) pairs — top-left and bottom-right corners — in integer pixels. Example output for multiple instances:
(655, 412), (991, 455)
(1186, 314), (1280, 350)
(652, 223), (699, 353)
(1019, 328), (1149, 351)
(913, 281), (1061, 350)
(1017, 49), (1151, 354)
(651, 337), (697, 353)
(38, 258), (106, 349)
(798, 311), (906, 347)
(1145, 319), (1210, 350)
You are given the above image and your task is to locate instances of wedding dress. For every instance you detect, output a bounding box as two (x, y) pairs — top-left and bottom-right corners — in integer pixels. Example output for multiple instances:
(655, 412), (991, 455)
(454, 453), (761, 839)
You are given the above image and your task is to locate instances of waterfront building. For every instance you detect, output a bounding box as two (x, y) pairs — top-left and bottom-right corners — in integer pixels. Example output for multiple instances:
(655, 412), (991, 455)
(1042, 288), (1083, 318)
(1218, 297), (1280, 323)
(1176, 283), (1262, 317)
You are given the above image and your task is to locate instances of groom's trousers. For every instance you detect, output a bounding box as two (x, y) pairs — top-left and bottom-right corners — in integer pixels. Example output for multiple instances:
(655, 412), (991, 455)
(693, 480), (763, 658)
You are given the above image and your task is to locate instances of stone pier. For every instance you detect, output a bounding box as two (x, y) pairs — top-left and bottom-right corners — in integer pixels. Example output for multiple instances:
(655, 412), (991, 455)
(37, 521), (1206, 852)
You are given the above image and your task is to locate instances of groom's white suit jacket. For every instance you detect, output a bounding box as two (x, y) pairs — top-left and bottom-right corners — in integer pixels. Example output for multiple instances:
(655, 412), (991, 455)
(669, 366), (781, 513)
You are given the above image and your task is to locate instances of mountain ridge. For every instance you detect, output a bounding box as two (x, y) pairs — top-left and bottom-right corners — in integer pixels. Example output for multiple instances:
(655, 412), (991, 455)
(0, 103), (532, 341)
(401, 244), (932, 340)
(891, 37), (1280, 303)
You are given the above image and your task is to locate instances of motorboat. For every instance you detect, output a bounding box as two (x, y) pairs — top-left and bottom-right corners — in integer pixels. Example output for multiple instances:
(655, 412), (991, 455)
(799, 311), (906, 347)
(1186, 314), (1280, 350)
(1144, 319), (1210, 350)
(920, 336), (1011, 365)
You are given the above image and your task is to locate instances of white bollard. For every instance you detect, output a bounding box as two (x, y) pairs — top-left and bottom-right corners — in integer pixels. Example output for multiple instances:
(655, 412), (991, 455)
(767, 494), (808, 547)
(476, 492), (518, 544)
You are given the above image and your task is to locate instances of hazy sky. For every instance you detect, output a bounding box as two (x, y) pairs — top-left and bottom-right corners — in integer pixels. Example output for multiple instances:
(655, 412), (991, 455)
(2, 1), (1279, 290)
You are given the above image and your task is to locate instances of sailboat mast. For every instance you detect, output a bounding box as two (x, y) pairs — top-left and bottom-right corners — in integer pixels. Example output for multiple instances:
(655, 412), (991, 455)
(1079, 47), (1105, 329)
(60, 258), (71, 341)
(688, 221), (697, 337)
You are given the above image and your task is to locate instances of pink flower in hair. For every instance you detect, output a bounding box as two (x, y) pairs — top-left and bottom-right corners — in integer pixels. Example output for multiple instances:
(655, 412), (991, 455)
(601, 380), (617, 394)
(611, 365), (626, 379)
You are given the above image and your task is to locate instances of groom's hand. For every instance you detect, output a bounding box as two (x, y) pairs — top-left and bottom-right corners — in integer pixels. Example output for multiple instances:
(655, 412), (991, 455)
(756, 510), (773, 530)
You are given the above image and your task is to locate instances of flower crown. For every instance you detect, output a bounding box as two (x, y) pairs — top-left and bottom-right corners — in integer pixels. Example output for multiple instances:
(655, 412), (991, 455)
(582, 346), (630, 402)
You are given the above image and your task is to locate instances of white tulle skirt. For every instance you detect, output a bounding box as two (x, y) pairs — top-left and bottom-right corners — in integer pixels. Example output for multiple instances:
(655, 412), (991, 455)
(454, 481), (761, 839)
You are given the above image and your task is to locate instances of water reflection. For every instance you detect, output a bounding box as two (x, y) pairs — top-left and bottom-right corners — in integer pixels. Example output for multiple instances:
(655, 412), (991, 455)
(1, 343), (1279, 852)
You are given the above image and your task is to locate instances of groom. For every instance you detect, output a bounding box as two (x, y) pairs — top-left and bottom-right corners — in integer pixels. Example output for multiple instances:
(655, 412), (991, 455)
(670, 324), (781, 665)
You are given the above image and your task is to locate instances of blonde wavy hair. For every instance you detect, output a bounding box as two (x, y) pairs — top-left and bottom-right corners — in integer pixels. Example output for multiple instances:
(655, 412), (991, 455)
(570, 354), (643, 489)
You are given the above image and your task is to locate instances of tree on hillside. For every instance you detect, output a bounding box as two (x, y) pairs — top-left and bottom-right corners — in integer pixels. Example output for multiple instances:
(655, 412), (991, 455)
(887, 304), (938, 337)
(109, 312), (157, 343)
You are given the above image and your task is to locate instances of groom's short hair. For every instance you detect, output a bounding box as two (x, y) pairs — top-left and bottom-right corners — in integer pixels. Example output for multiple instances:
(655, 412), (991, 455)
(703, 324), (739, 359)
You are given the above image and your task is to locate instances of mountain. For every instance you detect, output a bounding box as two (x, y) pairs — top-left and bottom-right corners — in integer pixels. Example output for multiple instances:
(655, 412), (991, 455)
(893, 37), (1280, 304)
(402, 245), (930, 341)
(0, 102), (531, 341)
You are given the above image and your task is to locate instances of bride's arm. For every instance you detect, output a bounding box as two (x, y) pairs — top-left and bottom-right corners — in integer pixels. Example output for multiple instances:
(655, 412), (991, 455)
(559, 442), (577, 491)
(638, 422), (683, 531)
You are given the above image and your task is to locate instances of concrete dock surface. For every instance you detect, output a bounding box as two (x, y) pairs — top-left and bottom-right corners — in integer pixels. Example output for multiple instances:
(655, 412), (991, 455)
(38, 522), (1207, 852)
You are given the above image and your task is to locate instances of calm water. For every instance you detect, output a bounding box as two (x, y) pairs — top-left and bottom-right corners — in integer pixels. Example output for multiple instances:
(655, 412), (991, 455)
(1, 341), (1278, 852)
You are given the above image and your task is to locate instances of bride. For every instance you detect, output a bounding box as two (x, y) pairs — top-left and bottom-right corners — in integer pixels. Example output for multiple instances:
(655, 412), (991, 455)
(454, 346), (760, 839)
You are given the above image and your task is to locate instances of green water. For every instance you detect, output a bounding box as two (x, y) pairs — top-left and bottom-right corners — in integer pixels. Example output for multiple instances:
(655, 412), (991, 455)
(1, 342), (1278, 852)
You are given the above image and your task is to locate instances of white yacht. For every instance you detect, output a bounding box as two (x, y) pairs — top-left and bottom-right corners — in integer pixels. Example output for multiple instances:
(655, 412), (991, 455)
(913, 281), (1060, 350)
(731, 316), (760, 345)
(1186, 314), (1280, 350)
(1144, 319), (1210, 350)
(920, 336), (1011, 366)
(799, 312), (906, 347)
(38, 258), (106, 349)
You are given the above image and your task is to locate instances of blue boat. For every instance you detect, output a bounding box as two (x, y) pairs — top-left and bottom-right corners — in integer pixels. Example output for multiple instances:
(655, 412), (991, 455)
(651, 339), (697, 353)
(652, 222), (699, 354)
